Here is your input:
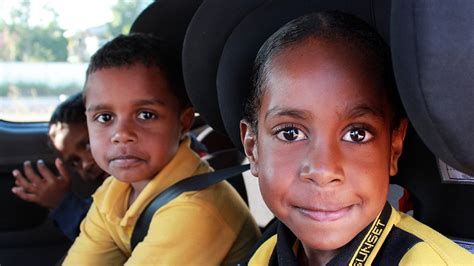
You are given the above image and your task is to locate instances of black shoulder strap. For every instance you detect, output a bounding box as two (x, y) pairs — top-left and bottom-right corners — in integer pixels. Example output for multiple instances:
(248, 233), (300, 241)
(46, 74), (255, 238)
(130, 164), (250, 250)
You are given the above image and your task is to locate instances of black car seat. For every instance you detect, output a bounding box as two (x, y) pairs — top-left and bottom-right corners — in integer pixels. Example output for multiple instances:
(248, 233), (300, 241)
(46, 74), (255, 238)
(391, 0), (474, 176)
(196, 126), (234, 154)
(391, 0), (474, 252)
(393, 126), (474, 251)
(198, 127), (249, 205)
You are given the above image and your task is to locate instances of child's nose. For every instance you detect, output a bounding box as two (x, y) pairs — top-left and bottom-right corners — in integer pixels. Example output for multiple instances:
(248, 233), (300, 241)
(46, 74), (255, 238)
(299, 140), (344, 186)
(111, 119), (137, 144)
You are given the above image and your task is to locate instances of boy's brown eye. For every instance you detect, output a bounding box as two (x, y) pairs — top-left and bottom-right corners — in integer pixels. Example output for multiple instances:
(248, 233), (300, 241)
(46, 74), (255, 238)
(284, 129), (298, 141)
(137, 111), (156, 120)
(96, 113), (113, 123)
(350, 129), (365, 142)
(342, 127), (373, 143)
(275, 127), (307, 142)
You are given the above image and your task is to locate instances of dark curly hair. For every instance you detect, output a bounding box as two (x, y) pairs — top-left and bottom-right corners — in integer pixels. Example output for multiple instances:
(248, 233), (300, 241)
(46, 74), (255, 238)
(85, 33), (191, 109)
(49, 92), (85, 128)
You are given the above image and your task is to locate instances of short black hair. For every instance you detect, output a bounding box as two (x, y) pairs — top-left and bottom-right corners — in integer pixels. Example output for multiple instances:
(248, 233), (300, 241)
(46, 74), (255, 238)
(85, 33), (191, 109)
(244, 11), (404, 131)
(49, 92), (86, 128)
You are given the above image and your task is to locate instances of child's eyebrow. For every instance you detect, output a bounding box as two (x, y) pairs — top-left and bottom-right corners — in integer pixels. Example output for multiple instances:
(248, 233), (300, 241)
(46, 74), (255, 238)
(86, 104), (108, 113)
(265, 107), (309, 121)
(86, 99), (166, 113)
(343, 104), (385, 120)
(131, 99), (166, 107)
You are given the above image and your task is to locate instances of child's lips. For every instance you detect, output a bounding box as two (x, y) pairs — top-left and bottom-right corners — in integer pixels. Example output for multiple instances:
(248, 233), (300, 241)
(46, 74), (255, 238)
(109, 155), (144, 168)
(297, 204), (353, 222)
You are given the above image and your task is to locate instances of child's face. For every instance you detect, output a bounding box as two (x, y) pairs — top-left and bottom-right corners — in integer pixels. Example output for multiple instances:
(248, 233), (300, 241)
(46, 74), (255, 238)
(84, 64), (194, 188)
(49, 122), (107, 181)
(242, 39), (406, 253)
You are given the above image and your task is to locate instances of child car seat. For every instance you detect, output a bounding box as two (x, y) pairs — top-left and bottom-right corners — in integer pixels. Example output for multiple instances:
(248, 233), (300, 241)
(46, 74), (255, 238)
(391, 0), (474, 176)
(391, 0), (474, 251)
(393, 126), (474, 245)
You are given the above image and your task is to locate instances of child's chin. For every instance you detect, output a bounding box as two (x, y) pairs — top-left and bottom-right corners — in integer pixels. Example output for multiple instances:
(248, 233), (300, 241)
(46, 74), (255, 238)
(300, 231), (354, 252)
(291, 221), (360, 252)
(110, 172), (140, 183)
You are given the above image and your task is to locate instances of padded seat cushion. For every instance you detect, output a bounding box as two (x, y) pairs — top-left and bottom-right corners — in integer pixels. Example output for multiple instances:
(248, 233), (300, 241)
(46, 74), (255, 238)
(391, 0), (474, 175)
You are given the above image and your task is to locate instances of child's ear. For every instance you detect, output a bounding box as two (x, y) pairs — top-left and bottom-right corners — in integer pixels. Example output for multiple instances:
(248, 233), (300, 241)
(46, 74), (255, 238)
(390, 119), (409, 176)
(240, 120), (259, 177)
(179, 107), (195, 139)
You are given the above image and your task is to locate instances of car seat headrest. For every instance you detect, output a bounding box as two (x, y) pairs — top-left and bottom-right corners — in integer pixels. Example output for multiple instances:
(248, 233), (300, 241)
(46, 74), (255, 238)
(130, 0), (204, 51)
(182, 0), (266, 135)
(391, 0), (474, 175)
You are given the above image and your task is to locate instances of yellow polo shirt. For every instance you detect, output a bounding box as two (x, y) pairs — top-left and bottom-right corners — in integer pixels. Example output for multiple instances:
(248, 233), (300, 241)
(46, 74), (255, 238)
(248, 203), (473, 265)
(63, 138), (260, 265)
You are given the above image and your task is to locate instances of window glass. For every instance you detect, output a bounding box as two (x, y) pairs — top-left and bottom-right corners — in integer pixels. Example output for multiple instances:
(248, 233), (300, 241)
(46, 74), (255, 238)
(0, 0), (153, 122)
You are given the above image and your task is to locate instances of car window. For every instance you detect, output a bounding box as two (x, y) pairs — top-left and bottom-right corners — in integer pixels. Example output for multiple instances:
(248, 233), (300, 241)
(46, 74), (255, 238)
(0, 0), (153, 122)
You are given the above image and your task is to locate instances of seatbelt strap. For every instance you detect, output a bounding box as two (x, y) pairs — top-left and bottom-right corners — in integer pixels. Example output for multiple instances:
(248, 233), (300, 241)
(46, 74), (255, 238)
(130, 164), (250, 250)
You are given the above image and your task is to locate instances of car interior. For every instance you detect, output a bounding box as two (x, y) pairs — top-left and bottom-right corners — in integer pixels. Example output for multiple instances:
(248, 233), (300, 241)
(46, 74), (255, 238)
(0, 0), (472, 265)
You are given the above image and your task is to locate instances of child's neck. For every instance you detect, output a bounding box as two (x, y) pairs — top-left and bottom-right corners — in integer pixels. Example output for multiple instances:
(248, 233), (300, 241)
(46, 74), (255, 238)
(299, 244), (339, 266)
(127, 179), (151, 208)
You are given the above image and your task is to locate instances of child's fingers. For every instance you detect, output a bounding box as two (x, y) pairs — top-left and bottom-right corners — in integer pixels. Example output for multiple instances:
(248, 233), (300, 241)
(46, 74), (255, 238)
(12, 169), (37, 193)
(11, 186), (39, 203)
(22, 161), (44, 186)
(55, 158), (72, 183)
(36, 159), (57, 183)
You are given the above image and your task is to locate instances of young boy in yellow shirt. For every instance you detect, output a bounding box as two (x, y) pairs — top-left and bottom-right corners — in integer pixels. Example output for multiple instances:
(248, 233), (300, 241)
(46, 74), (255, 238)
(63, 33), (260, 265)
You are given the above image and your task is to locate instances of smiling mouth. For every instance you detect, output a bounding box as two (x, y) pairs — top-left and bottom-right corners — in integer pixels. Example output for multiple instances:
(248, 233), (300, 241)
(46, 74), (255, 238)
(297, 205), (353, 222)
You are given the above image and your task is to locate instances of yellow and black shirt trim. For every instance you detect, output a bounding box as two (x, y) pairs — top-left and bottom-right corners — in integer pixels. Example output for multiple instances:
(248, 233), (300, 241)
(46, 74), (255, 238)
(243, 202), (473, 265)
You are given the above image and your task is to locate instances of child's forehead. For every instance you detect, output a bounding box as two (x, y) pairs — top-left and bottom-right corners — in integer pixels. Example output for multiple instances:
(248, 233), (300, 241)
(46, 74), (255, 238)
(87, 64), (165, 82)
(84, 65), (176, 102)
(272, 38), (375, 71)
(261, 39), (390, 118)
(269, 39), (385, 93)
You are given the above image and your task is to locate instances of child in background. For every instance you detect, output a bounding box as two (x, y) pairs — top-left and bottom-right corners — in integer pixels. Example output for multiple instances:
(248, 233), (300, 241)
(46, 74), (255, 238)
(238, 11), (472, 265)
(11, 92), (109, 240)
(63, 33), (260, 265)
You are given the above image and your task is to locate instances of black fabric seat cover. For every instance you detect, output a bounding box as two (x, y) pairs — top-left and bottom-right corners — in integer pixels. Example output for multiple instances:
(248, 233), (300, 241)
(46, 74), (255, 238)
(391, 0), (474, 176)
(203, 149), (248, 205)
(393, 126), (474, 239)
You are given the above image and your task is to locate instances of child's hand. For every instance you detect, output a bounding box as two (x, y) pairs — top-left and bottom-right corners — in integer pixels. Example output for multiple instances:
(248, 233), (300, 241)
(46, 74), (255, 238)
(11, 158), (72, 209)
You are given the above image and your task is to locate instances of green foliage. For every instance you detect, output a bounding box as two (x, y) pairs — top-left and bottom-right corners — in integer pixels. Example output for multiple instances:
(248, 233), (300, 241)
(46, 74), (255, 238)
(11, 24), (68, 62)
(106, 0), (150, 38)
(0, 1), (68, 62)
(0, 0), (152, 62)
